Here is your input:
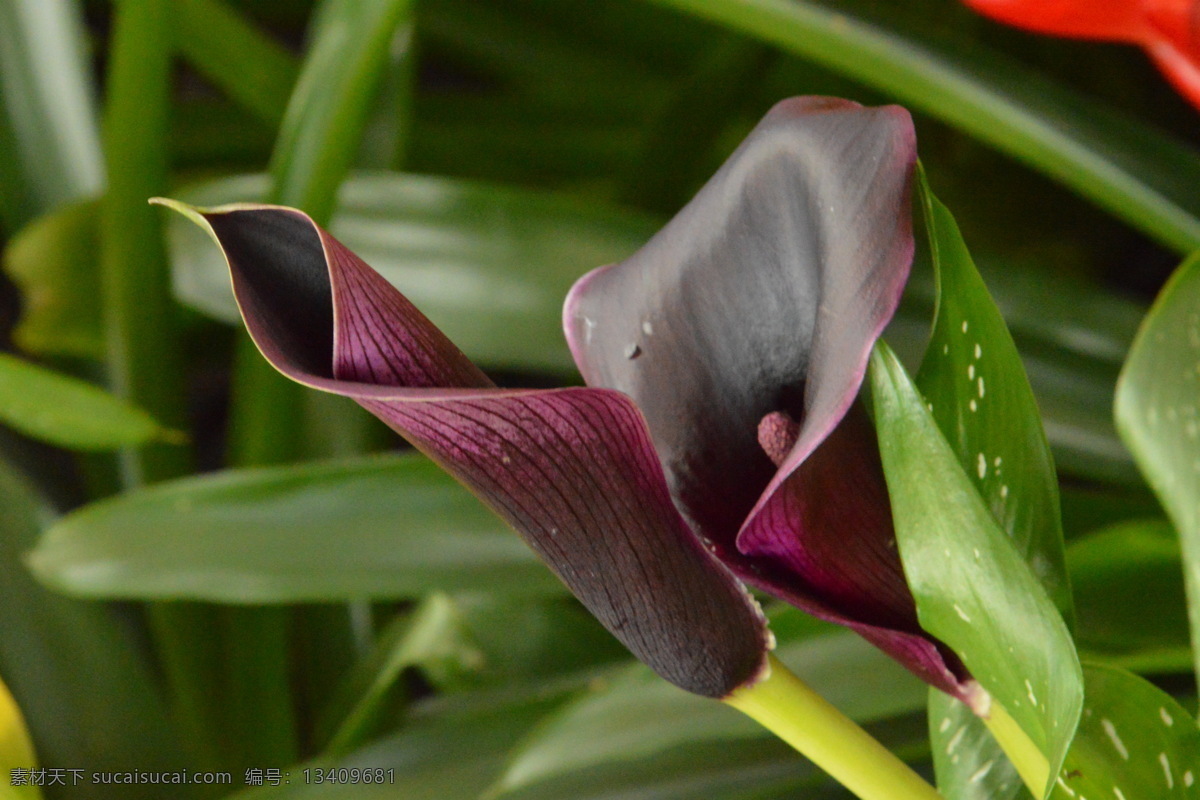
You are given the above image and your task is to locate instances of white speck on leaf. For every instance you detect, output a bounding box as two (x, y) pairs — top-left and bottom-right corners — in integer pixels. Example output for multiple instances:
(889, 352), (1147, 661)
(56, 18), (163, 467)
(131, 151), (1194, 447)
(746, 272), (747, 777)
(969, 761), (993, 783)
(1160, 753), (1174, 789)
(1101, 719), (1129, 760)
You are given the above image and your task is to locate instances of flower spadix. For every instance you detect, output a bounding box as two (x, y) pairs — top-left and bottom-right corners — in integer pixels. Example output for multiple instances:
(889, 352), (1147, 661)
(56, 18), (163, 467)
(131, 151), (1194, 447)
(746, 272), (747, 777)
(156, 97), (973, 702)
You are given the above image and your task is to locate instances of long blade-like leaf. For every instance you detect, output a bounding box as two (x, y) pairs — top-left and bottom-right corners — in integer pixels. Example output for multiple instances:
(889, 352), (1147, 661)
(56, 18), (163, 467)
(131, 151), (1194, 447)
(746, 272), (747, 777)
(643, 0), (1200, 253)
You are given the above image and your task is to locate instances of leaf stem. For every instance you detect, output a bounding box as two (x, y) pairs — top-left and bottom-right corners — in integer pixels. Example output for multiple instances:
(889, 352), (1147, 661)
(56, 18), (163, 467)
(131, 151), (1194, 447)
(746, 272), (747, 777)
(983, 701), (1050, 798)
(725, 654), (943, 800)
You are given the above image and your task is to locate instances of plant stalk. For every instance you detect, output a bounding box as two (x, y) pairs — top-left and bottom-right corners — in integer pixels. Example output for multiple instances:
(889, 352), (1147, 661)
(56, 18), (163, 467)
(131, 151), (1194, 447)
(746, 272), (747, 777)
(983, 701), (1050, 798)
(725, 654), (943, 800)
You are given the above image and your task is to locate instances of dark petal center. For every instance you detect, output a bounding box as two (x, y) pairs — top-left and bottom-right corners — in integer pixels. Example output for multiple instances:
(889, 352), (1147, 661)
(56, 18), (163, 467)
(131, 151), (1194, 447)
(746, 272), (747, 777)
(209, 209), (334, 377)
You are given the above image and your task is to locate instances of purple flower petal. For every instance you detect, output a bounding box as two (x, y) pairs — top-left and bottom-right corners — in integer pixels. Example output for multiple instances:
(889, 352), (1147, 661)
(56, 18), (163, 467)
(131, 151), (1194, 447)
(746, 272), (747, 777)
(190, 204), (771, 698)
(564, 98), (969, 696)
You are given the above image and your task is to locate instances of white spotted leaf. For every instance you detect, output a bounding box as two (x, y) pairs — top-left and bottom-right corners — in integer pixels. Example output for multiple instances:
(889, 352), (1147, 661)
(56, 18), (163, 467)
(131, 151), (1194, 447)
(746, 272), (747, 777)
(914, 169), (1071, 617)
(909, 173), (1076, 799)
(1049, 664), (1199, 800)
(1115, 250), (1200, 683)
(870, 340), (1082, 799)
(928, 691), (1028, 800)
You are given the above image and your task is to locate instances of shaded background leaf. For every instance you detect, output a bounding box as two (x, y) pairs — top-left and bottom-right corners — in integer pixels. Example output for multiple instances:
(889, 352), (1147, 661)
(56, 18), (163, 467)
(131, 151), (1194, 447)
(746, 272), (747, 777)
(1115, 251), (1200, 684)
(28, 453), (561, 602)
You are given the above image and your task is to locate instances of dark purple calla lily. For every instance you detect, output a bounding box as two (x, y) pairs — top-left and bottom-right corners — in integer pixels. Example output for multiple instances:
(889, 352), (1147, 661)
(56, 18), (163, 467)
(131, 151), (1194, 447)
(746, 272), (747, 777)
(156, 97), (975, 704)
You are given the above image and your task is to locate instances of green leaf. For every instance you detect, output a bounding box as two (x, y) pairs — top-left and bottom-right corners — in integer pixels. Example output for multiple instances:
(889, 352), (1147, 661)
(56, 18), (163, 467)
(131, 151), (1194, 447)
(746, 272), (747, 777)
(902, 248), (1143, 488)
(317, 594), (624, 754)
(490, 609), (929, 799)
(268, 0), (415, 220)
(0, 459), (193, 799)
(928, 692), (1026, 800)
(172, 0), (298, 127)
(0, 0), (104, 224)
(229, 677), (586, 800)
(2, 198), (103, 358)
(1049, 665), (1199, 800)
(640, 0), (1200, 254)
(27, 452), (562, 602)
(317, 595), (482, 756)
(901, 176), (1077, 798)
(0, 353), (176, 450)
(1115, 250), (1200, 684)
(1068, 519), (1192, 672)
(166, 171), (660, 372)
(915, 171), (1071, 617)
(870, 341), (1082, 797)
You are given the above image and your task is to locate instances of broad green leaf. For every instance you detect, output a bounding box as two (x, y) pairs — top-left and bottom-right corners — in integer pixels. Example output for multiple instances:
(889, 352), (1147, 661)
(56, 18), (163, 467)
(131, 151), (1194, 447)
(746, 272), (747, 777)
(1049, 665), (1199, 800)
(173, 0), (298, 127)
(2, 198), (103, 358)
(915, 173), (1071, 616)
(229, 676), (587, 800)
(318, 595), (482, 756)
(0, 459), (192, 799)
(870, 341), (1082, 797)
(907, 177), (1074, 799)
(0, 353), (175, 450)
(166, 172), (660, 372)
(491, 608), (928, 799)
(0, 674), (41, 800)
(1115, 250), (1200, 683)
(903, 247), (1143, 487)
(1068, 519), (1191, 671)
(317, 594), (624, 754)
(641, 0), (1200, 254)
(27, 452), (562, 602)
(928, 692), (1026, 800)
(0, 0), (103, 224)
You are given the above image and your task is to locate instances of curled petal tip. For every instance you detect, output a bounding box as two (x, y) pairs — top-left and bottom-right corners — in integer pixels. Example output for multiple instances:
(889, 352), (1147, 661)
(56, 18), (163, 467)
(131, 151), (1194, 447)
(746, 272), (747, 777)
(196, 204), (772, 699)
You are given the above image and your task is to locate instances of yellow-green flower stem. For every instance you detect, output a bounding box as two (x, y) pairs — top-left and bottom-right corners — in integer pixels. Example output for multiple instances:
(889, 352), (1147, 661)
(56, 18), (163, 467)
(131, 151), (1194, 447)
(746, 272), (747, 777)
(725, 654), (943, 800)
(983, 701), (1050, 798)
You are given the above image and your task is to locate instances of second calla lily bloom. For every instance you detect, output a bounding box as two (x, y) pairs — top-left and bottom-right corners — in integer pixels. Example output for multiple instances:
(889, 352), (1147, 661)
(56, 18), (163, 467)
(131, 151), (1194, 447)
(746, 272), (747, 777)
(158, 97), (976, 704)
(962, 0), (1200, 110)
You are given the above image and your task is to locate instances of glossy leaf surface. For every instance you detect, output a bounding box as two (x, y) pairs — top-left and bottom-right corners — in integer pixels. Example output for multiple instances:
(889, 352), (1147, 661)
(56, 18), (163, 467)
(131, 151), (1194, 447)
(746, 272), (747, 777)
(0, 0), (103, 224)
(1115, 250), (1200, 683)
(28, 453), (562, 602)
(491, 609), (928, 799)
(0, 353), (173, 450)
(2, 198), (103, 358)
(1049, 665), (1199, 799)
(915, 171), (1070, 616)
(1068, 519), (1191, 671)
(643, 0), (1200, 254)
(871, 341), (1082, 796)
(0, 459), (190, 799)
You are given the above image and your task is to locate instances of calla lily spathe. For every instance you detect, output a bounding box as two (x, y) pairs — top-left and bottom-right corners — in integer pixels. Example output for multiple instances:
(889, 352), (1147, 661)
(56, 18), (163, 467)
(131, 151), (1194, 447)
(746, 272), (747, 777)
(158, 97), (974, 703)
(963, 0), (1200, 110)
